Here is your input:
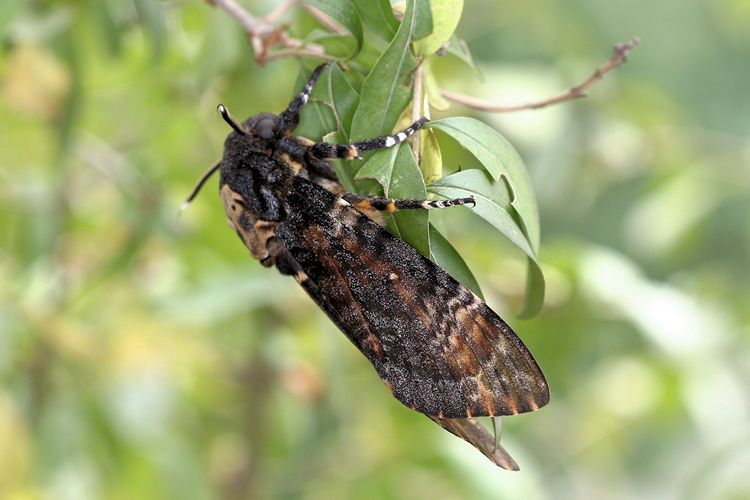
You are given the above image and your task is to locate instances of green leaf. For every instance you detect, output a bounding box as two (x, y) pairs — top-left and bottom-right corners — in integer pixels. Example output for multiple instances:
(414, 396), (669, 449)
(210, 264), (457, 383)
(352, 0), (398, 41)
(328, 65), (360, 139)
(295, 64), (360, 192)
(519, 256), (545, 319)
(324, 65), (360, 188)
(412, 0), (434, 39)
(416, 0), (463, 56)
(310, 33), (359, 59)
(296, 64), (359, 139)
(429, 224), (483, 299)
(428, 170), (530, 257)
(428, 169), (545, 317)
(420, 128), (443, 184)
(443, 34), (481, 76)
(423, 60), (451, 111)
(350, 0), (432, 142)
(294, 68), (335, 140)
(356, 144), (430, 257)
(303, 0), (364, 58)
(426, 117), (540, 252)
(348, 40), (382, 76)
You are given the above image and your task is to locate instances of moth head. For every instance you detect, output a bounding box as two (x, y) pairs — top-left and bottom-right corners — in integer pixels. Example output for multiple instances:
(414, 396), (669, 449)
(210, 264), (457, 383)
(217, 105), (277, 140)
(252, 114), (276, 140)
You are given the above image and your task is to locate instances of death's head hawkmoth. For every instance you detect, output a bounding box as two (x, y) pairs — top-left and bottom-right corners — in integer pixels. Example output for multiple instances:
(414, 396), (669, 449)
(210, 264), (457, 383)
(185, 63), (549, 469)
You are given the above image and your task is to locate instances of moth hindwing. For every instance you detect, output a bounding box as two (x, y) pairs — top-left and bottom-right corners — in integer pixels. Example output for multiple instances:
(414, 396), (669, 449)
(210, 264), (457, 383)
(192, 63), (549, 466)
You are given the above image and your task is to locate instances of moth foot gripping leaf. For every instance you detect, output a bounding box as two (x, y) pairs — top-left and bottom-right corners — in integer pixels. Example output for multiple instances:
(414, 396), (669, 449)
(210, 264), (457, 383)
(189, 63), (549, 469)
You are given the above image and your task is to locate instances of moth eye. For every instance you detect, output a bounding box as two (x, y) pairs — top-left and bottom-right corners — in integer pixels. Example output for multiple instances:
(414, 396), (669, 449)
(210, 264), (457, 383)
(257, 118), (274, 139)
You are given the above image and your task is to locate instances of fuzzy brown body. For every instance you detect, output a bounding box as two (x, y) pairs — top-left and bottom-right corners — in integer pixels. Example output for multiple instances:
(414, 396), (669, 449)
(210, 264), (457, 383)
(212, 65), (549, 421)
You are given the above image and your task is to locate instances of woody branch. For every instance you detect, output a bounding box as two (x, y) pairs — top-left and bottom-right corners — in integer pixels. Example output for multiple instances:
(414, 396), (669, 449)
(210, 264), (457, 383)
(206, 1), (638, 112)
(441, 38), (640, 112)
(205, 0), (336, 65)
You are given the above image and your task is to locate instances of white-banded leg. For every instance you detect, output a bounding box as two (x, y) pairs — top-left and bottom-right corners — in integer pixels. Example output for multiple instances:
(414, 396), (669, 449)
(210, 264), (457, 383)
(342, 193), (476, 213)
(275, 63), (328, 136)
(309, 118), (429, 160)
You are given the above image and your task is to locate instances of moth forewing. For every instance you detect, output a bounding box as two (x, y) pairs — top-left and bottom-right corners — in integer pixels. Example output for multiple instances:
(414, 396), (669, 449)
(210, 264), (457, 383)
(277, 180), (549, 418)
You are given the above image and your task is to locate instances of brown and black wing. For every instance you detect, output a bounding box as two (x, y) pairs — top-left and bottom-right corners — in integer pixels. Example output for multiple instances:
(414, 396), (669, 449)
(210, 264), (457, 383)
(275, 177), (549, 418)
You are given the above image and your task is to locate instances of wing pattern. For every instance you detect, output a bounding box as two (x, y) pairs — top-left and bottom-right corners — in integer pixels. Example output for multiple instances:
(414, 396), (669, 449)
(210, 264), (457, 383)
(276, 177), (549, 419)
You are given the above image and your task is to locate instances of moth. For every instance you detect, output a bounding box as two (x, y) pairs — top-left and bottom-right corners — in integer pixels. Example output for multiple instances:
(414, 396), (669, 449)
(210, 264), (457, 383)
(185, 64), (549, 469)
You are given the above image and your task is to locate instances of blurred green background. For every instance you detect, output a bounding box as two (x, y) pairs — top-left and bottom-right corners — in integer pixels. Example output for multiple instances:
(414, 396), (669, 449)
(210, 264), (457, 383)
(1, 0), (749, 499)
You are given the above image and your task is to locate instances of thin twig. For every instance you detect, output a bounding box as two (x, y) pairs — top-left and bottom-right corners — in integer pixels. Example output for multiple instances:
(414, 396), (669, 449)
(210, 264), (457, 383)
(441, 37), (640, 112)
(206, 0), (331, 65)
(208, 0), (265, 34)
(264, 0), (296, 25)
(262, 48), (337, 64)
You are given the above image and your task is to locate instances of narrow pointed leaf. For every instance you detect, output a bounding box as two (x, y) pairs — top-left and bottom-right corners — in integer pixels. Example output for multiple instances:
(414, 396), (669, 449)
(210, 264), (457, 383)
(303, 0), (363, 57)
(350, 0), (432, 142)
(429, 170), (532, 257)
(356, 144), (430, 257)
(427, 117), (539, 252)
(415, 0), (463, 56)
(352, 0), (398, 41)
(429, 169), (545, 317)
(429, 224), (483, 298)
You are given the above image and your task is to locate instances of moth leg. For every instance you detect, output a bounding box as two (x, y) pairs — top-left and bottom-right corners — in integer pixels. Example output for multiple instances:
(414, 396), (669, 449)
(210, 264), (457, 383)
(278, 135), (340, 182)
(343, 193), (476, 213)
(261, 237), (295, 271)
(275, 64), (327, 137)
(309, 118), (429, 160)
(262, 237), (318, 291)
